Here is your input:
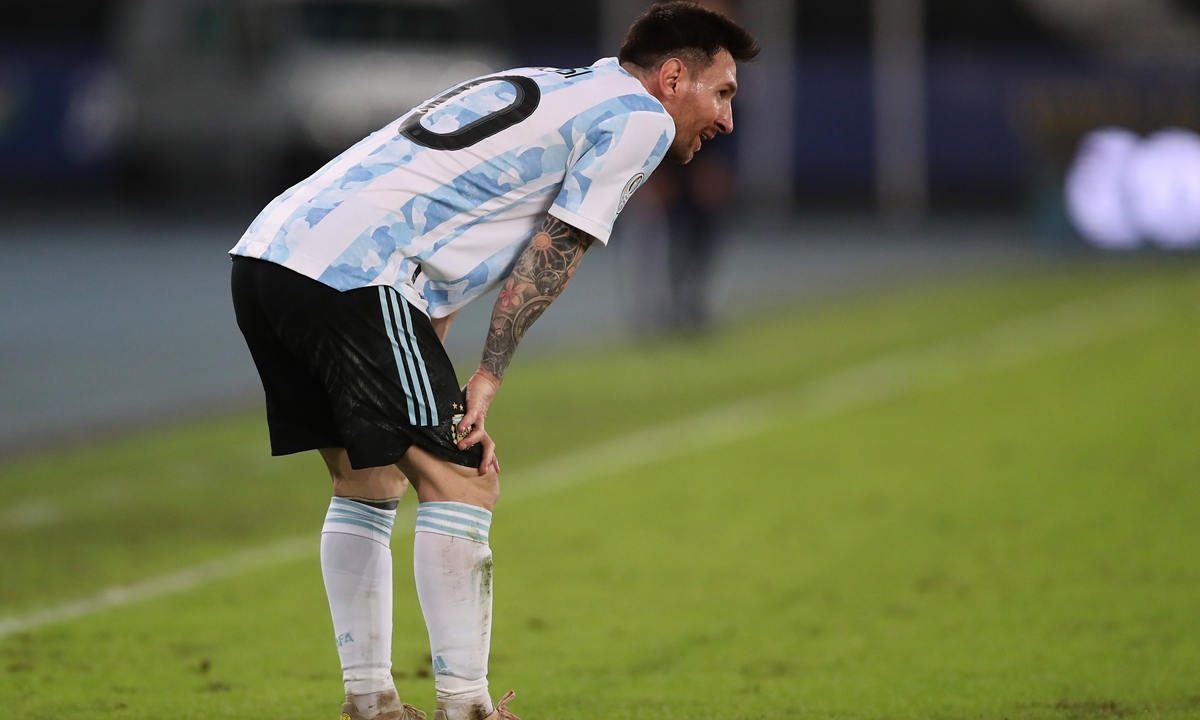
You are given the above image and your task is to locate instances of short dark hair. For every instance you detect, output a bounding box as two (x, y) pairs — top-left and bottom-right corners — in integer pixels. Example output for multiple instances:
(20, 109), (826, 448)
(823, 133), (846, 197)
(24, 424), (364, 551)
(618, 2), (761, 71)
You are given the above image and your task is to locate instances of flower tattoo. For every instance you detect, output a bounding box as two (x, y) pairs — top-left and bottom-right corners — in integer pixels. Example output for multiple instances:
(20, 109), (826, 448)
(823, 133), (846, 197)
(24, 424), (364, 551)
(481, 217), (592, 380)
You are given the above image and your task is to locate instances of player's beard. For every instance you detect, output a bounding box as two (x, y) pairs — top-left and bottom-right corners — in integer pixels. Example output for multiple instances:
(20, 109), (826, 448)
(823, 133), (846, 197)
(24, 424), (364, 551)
(665, 136), (697, 165)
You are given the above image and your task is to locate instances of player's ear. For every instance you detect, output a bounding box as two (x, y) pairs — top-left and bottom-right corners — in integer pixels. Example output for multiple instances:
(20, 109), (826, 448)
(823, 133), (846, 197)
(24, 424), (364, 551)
(658, 58), (686, 98)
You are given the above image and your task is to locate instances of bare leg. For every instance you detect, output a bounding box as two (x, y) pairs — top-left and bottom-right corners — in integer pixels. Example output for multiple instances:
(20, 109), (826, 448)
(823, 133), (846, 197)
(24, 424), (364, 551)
(320, 448), (410, 502)
(400, 445), (501, 720)
(318, 449), (411, 719)
(397, 444), (499, 510)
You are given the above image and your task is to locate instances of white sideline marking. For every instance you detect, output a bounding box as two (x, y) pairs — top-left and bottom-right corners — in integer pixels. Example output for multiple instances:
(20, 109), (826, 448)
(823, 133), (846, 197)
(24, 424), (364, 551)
(506, 286), (1160, 498)
(0, 536), (311, 638)
(0, 287), (1162, 639)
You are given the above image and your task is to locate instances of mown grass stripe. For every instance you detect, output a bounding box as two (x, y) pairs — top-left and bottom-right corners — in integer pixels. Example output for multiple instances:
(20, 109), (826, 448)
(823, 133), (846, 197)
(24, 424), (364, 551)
(0, 536), (323, 639)
(503, 285), (1161, 501)
(0, 285), (1162, 640)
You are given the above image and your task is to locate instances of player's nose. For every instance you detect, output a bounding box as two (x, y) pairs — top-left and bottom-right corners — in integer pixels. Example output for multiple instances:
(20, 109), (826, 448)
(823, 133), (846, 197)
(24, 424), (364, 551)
(717, 106), (733, 134)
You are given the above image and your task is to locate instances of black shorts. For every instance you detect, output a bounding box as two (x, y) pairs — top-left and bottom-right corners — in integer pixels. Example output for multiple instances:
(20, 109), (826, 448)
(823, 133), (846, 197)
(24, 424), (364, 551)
(230, 256), (483, 470)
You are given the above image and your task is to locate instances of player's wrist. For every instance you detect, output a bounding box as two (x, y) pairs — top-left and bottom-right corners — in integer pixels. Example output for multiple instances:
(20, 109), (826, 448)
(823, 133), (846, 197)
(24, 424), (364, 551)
(474, 366), (502, 388)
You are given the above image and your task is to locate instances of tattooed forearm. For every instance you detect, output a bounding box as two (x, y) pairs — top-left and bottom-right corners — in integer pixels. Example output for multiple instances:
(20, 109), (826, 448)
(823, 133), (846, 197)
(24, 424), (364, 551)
(481, 216), (593, 380)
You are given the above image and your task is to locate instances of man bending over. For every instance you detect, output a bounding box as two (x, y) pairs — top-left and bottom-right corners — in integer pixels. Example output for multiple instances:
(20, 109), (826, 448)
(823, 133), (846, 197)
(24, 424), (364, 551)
(230, 3), (759, 718)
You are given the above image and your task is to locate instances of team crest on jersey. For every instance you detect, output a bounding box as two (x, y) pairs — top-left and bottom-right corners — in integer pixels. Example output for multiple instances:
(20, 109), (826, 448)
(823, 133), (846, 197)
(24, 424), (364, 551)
(451, 413), (470, 444)
(616, 172), (645, 214)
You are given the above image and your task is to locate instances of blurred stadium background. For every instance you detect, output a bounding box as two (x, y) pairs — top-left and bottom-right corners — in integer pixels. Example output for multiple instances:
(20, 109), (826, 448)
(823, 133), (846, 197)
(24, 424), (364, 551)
(8, 0), (1200, 450)
(2, 1), (1200, 715)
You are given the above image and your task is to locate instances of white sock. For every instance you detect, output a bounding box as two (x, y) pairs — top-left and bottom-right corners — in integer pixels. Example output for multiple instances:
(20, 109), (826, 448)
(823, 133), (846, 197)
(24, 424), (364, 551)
(414, 502), (495, 719)
(321, 497), (398, 700)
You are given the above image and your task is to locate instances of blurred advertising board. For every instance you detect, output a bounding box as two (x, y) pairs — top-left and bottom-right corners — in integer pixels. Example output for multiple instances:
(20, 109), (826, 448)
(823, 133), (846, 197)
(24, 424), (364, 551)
(112, 0), (510, 195)
(1015, 75), (1200, 247)
(0, 47), (126, 188)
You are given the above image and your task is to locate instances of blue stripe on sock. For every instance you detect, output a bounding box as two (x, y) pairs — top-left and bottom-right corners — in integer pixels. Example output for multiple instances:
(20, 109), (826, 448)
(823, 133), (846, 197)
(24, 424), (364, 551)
(329, 499), (397, 525)
(326, 499), (396, 537)
(326, 516), (395, 537)
(329, 498), (397, 521)
(419, 502), (492, 522)
(415, 518), (487, 543)
(415, 509), (490, 532)
(325, 511), (393, 535)
(415, 502), (491, 543)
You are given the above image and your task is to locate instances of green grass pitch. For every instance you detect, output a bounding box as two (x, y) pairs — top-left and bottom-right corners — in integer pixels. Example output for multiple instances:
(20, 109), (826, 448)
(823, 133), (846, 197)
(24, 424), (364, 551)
(2, 262), (1200, 719)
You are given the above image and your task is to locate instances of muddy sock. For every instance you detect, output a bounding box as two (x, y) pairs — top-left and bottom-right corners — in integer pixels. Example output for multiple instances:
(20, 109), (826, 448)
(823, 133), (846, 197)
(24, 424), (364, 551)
(414, 502), (494, 720)
(321, 498), (398, 699)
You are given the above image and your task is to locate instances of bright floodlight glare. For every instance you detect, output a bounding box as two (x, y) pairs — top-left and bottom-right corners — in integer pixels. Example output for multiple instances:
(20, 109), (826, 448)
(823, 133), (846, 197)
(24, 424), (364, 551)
(1065, 127), (1142, 249)
(1124, 128), (1200, 250)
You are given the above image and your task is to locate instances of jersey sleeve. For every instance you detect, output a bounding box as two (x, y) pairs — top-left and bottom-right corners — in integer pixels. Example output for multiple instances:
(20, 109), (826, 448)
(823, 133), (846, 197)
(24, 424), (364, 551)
(548, 110), (675, 245)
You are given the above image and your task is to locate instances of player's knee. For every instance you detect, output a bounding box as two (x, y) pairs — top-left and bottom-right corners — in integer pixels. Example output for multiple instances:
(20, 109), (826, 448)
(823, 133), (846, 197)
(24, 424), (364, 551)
(460, 466), (500, 511)
(329, 467), (408, 500)
(481, 470), (500, 509)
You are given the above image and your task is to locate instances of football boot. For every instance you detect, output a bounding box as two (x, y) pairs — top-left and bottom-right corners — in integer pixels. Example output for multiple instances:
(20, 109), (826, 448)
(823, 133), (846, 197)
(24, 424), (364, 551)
(340, 689), (426, 720)
(432, 690), (520, 720)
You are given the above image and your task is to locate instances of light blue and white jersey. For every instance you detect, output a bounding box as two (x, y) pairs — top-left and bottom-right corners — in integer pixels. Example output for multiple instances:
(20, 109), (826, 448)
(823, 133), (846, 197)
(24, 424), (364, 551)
(230, 57), (674, 318)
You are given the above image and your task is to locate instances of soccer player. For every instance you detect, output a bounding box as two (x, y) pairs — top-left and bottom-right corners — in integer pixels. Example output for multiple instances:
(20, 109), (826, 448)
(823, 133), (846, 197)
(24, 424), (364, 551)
(229, 3), (758, 719)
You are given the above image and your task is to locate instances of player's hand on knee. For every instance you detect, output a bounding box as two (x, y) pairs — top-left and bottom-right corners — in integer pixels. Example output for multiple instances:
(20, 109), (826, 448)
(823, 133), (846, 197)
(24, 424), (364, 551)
(475, 431), (500, 477)
(460, 369), (501, 475)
